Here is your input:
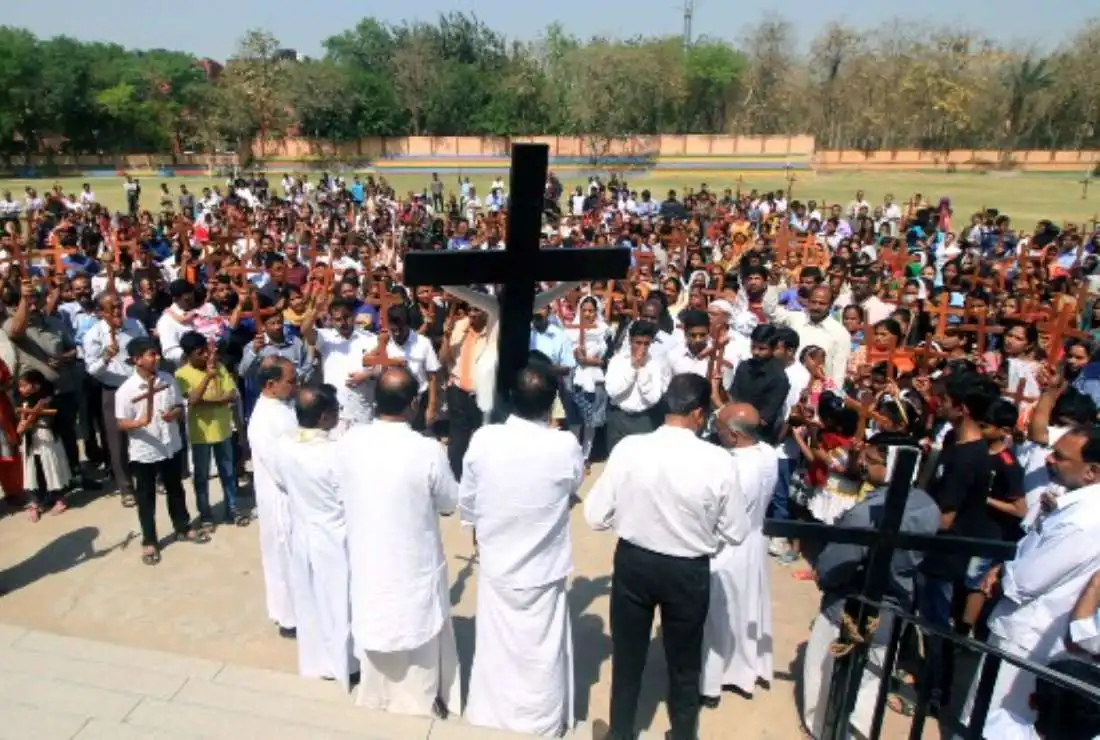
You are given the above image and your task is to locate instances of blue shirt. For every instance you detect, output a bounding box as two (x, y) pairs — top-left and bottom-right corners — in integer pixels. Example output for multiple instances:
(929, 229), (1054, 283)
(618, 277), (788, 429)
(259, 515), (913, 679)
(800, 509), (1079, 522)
(530, 324), (576, 370)
(1074, 362), (1100, 411)
(350, 183), (365, 204)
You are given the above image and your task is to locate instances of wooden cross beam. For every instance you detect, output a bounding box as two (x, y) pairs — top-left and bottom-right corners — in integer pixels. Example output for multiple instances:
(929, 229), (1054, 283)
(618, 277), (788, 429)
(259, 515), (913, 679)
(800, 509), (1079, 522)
(924, 294), (967, 339)
(17, 401), (58, 425)
(706, 324), (732, 382)
(955, 310), (1004, 356)
(135, 380), (172, 409)
(365, 288), (402, 331)
(843, 393), (892, 440)
(1039, 304), (1092, 363)
(1005, 377), (1040, 407)
(402, 144), (630, 403)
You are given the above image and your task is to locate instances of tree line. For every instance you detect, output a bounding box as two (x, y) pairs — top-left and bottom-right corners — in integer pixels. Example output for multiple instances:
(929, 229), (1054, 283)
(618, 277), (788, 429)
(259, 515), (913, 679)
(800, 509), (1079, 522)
(1, 14), (1099, 158)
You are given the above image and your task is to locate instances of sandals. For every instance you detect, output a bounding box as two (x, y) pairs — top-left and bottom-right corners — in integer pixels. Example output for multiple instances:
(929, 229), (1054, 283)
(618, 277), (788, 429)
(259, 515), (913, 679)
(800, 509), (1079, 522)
(233, 511), (251, 527)
(175, 529), (212, 545)
(25, 505), (40, 523)
(121, 493), (137, 508)
(141, 549), (161, 566)
(50, 500), (67, 516)
(198, 520), (217, 535)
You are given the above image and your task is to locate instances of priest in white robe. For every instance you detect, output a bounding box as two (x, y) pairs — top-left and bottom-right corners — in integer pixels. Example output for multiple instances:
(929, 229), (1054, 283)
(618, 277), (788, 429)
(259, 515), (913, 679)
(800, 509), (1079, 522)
(702, 403), (778, 705)
(246, 357), (298, 636)
(273, 384), (358, 690)
(461, 362), (585, 737)
(336, 367), (461, 717)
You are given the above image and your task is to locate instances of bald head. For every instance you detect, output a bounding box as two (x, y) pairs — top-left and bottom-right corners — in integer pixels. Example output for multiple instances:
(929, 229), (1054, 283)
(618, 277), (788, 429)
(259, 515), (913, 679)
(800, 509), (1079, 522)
(717, 402), (760, 448)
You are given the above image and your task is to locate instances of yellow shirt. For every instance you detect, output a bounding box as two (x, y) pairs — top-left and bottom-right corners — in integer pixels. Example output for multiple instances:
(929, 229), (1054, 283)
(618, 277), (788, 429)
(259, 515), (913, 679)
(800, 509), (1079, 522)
(174, 364), (235, 445)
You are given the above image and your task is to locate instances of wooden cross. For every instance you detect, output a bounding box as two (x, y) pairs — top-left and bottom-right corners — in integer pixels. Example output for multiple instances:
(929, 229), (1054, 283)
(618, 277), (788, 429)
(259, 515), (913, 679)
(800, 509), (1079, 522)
(566, 318), (594, 354)
(924, 294), (968, 339)
(235, 285), (278, 324)
(17, 400), (58, 425)
(955, 310), (1004, 356)
(1005, 377), (1040, 407)
(361, 331), (405, 368)
(706, 325), (732, 382)
(135, 380), (172, 410)
(773, 217), (793, 264)
(365, 288), (402, 331)
(843, 393), (892, 439)
(1039, 304), (1092, 363)
(404, 145), (630, 403)
(909, 344), (950, 375)
(43, 237), (79, 274)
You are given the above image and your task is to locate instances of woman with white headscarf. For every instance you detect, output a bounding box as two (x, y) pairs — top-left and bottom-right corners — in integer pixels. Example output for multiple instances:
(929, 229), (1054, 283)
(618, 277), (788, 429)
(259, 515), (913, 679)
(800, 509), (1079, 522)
(565, 295), (611, 470)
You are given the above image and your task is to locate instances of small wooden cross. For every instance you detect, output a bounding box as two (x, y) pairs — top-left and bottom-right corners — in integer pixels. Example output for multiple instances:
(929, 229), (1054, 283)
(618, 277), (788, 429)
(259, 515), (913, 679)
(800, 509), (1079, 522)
(773, 217), (793, 264)
(843, 393), (892, 439)
(135, 380), (172, 410)
(955, 310), (1005, 356)
(706, 325), (732, 382)
(1039, 304), (1091, 362)
(1005, 377), (1040, 407)
(361, 330), (405, 368)
(924, 294), (968, 339)
(365, 288), (402, 332)
(17, 400), (58, 425)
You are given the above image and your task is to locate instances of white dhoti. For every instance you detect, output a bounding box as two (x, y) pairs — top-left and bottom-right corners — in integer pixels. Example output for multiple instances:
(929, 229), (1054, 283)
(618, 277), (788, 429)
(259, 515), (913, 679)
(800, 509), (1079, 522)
(290, 536), (358, 691)
(256, 488), (295, 629)
(956, 636), (1040, 739)
(801, 611), (893, 739)
(356, 621), (461, 717)
(701, 535), (773, 697)
(466, 577), (574, 737)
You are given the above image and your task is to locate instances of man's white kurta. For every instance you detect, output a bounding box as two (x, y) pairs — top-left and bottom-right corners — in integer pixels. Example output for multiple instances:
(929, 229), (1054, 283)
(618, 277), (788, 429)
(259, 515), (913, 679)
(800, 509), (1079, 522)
(460, 416), (585, 737)
(702, 441), (778, 697)
(247, 395), (298, 629)
(273, 429), (357, 690)
(335, 419), (461, 716)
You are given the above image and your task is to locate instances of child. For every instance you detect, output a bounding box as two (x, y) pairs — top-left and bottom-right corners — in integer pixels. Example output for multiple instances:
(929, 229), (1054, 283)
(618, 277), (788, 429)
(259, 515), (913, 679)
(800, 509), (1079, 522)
(175, 331), (244, 529)
(17, 370), (71, 521)
(794, 391), (862, 527)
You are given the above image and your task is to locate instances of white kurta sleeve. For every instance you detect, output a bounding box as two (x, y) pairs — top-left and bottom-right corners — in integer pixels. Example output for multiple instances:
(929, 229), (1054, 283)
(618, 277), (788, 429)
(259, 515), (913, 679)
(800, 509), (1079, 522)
(1070, 613), (1100, 655)
(1001, 521), (1085, 605)
(431, 442), (459, 516)
(604, 356), (636, 401)
(636, 360), (666, 407)
(584, 453), (620, 531)
(828, 326), (851, 390)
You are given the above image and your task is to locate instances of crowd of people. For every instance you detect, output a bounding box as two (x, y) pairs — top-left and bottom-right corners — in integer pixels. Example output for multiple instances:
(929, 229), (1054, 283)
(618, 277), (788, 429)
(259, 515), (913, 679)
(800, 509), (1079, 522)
(1, 169), (1100, 739)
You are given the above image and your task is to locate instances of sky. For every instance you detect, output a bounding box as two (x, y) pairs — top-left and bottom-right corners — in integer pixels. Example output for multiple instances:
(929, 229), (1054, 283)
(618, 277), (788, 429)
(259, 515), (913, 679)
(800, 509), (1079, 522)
(5, 0), (1089, 59)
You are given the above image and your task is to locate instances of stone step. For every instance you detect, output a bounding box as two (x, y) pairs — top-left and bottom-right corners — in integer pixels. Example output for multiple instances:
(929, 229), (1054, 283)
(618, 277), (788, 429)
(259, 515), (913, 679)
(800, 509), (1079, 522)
(0, 624), (661, 740)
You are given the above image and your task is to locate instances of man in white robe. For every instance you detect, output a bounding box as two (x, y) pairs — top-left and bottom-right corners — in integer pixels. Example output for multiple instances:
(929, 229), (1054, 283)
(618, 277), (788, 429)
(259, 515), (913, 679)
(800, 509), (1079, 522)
(702, 403), (778, 705)
(246, 357), (299, 636)
(336, 367), (460, 717)
(461, 362), (585, 736)
(273, 384), (357, 690)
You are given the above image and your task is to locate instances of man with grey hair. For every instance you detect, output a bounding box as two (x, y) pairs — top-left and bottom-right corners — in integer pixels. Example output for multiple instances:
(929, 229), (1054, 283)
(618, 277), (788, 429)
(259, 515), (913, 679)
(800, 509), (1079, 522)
(701, 402), (778, 706)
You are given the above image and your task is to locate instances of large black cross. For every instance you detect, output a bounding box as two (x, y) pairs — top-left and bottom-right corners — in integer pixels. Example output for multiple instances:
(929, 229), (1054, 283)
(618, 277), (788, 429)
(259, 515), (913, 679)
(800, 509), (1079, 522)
(403, 144), (630, 403)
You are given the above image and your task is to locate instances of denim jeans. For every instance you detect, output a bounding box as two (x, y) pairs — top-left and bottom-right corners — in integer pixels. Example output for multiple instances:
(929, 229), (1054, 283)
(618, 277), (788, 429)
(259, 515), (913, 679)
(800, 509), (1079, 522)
(191, 438), (237, 521)
(769, 457), (796, 522)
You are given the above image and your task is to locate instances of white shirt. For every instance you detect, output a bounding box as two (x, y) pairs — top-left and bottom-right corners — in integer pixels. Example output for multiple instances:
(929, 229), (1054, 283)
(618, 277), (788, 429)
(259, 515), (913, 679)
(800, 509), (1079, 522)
(585, 426), (751, 558)
(774, 309), (851, 389)
(315, 327), (378, 424)
(605, 352), (669, 413)
(82, 318), (147, 388)
(376, 331), (440, 394)
(79, 190), (96, 205)
(566, 323), (610, 393)
(666, 345), (709, 379)
(990, 483), (1100, 656)
(778, 362), (811, 460)
(571, 195), (586, 216)
(155, 305), (192, 366)
(337, 420), (457, 652)
(862, 296), (896, 325)
(460, 416), (583, 588)
(115, 371), (183, 463)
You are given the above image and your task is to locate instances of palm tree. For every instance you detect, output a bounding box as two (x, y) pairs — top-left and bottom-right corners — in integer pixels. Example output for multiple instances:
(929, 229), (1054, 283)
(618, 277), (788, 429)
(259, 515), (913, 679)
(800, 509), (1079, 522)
(1001, 56), (1054, 163)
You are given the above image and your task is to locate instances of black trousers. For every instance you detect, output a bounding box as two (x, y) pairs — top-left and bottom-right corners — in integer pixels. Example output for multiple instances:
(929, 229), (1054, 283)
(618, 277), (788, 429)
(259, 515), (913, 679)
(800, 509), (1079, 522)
(411, 389), (432, 436)
(82, 375), (106, 464)
(609, 539), (710, 740)
(53, 392), (81, 477)
(605, 405), (659, 455)
(132, 450), (190, 548)
(446, 385), (482, 481)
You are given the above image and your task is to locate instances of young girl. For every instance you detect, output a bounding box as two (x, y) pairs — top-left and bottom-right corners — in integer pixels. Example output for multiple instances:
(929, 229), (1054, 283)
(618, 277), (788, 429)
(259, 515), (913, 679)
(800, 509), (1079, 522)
(793, 391), (862, 527)
(17, 370), (71, 521)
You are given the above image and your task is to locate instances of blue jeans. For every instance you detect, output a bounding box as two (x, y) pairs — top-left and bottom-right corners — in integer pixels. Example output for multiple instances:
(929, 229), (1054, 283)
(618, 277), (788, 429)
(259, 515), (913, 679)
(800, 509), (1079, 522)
(769, 457), (795, 522)
(191, 438), (237, 521)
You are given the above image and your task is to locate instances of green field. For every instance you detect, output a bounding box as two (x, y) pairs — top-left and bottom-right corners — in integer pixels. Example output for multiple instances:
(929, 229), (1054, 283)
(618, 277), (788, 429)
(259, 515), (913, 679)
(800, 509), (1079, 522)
(3, 171), (1097, 230)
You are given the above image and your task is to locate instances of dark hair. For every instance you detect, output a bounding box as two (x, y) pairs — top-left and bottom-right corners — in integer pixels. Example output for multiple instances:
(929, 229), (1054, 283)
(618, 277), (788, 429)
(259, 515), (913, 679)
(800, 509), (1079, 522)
(800, 266), (824, 283)
(328, 298), (357, 316)
(258, 356), (292, 387)
(944, 371), (1000, 420)
(19, 369), (54, 400)
(127, 336), (159, 359)
(387, 303), (410, 327)
(742, 264), (768, 281)
(512, 362), (558, 421)
(295, 384), (339, 429)
(983, 398), (1019, 430)
(179, 331), (207, 358)
(774, 326), (800, 352)
(663, 373), (710, 417)
(1053, 387), (1097, 427)
(628, 320), (657, 340)
(375, 367), (418, 417)
(680, 309), (708, 332)
(876, 318), (904, 343)
(168, 279), (194, 299)
(750, 324), (778, 347)
(842, 304), (865, 322)
(1034, 658), (1100, 739)
(1067, 425), (1100, 465)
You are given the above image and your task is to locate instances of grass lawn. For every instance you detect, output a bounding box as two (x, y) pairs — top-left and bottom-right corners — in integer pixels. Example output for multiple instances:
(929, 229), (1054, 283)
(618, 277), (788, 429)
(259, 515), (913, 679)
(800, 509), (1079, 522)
(2, 170), (1097, 230)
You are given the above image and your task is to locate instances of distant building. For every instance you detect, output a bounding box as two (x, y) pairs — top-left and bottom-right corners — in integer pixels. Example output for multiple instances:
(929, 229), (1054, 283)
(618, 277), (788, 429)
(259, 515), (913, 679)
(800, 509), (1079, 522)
(273, 48), (303, 62)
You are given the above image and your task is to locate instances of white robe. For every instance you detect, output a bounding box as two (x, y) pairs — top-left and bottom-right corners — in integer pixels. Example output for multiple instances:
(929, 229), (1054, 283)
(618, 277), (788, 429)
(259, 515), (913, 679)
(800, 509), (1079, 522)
(460, 416), (585, 736)
(334, 420), (461, 716)
(247, 395), (297, 629)
(273, 428), (357, 690)
(702, 441), (778, 698)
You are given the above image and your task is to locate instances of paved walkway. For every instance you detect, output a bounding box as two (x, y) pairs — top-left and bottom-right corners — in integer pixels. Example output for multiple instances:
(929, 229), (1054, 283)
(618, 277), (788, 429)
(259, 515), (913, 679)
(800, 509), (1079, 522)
(0, 463), (900, 739)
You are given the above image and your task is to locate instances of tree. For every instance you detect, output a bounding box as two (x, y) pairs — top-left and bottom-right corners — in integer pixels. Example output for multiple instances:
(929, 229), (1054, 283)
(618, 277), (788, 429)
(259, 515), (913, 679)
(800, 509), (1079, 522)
(219, 29), (292, 156)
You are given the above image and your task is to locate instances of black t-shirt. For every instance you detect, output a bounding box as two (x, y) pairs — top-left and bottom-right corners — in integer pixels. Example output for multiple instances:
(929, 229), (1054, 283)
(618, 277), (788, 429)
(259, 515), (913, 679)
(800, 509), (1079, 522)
(987, 447), (1025, 543)
(923, 434), (992, 579)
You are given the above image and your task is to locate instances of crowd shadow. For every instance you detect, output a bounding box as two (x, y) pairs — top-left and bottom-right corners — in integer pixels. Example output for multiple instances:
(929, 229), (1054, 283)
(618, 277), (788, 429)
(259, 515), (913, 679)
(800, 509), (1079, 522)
(0, 526), (134, 596)
(569, 575), (613, 720)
